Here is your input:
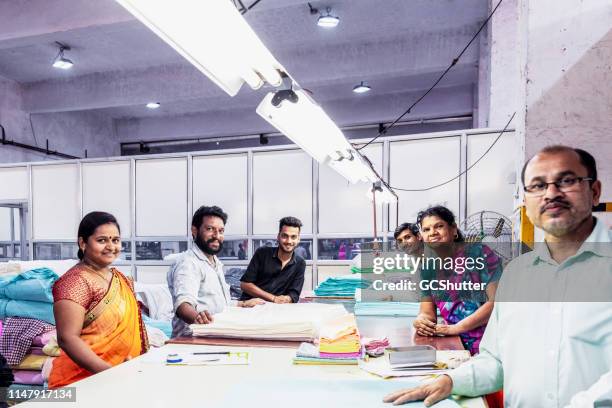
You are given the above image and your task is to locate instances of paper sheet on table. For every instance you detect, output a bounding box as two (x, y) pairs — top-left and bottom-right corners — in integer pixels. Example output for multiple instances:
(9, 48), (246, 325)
(359, 357), (449, 378)
(222, 379), (461, 407)
(138, 347), (250, 366)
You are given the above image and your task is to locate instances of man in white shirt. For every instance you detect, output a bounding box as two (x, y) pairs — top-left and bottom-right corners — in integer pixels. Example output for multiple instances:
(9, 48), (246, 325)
(168, 205), (263, 337)
(384, 145), (611, 407)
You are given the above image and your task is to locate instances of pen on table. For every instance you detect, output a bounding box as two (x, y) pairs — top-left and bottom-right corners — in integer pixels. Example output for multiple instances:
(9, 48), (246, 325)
(192, 351), (230, 355)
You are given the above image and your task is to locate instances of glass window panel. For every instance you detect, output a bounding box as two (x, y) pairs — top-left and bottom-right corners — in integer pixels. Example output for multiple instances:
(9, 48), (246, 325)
(0, 167), (28, 200)
(390, 137), (461, 229)
(32, 164), (80, 240)
(135, 241), (187, 261)
(117, 241), (132, 261)
(34, 242), (78, 260)
(224, 266), (246, 299)
(253, 239), (313, 260)
(136, 158), (187, 236)
(467, 131), (517, 218)
(319, 144), (383, 234)
(83, 161), (132, 237)
(218, 239), (248, 260)
(0, 243), (10, 260)
(317, 237), (372, 260)
(193, 154), (247, 236)
(253, 150), (312, 234)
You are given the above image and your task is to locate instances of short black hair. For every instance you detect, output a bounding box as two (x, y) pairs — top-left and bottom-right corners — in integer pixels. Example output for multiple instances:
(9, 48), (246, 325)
(393, 222), (420, 239)
(77, 211), (120, 260)
(192, 205), (228, 229)
(521, 145), (597, 185)
(416, 205), (464, 242)
(279, 216), (302, 232)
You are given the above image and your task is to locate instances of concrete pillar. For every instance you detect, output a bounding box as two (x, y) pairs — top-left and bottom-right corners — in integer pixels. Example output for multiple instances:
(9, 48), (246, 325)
(520, 0), (612, 202)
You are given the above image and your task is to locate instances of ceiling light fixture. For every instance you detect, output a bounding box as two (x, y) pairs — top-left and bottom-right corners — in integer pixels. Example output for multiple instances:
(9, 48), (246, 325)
(52, 42), (74, 70)
(352, 81), (371, 94)
(146, 102), (161, 109)
(317, 7), (340, 28)
(115, 0), (285, 96)
(257, 88), (351, 163)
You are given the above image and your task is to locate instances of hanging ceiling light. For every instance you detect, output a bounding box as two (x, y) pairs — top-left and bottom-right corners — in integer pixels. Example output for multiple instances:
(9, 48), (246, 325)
(317, 7), (340, 28)
(146, 102), (161, 109)
(115, 0), (285, 96)
(352, 81), (371, 94)
(366, 181), (398, 203)
(257, 88), (351, 163)
(52, 42), (74, 70)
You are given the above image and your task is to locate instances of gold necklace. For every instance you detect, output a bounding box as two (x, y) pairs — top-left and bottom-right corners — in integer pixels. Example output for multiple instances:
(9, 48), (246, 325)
(80, 261), (113, 283)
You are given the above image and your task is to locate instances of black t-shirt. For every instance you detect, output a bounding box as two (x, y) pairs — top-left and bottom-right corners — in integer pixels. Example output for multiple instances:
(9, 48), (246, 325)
(239, 246), (306, 303)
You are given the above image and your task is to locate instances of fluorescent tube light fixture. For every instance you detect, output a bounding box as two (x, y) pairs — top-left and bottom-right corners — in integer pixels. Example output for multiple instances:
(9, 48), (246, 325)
(52, 43), (74, 70)
(146, 102), (161, 109)
(366, 181), (398, 203)
(115, 0), (285, 96)
(256, 88), (351, 163)
(352, 81), (371, 94)
(317, 7), (340, 28)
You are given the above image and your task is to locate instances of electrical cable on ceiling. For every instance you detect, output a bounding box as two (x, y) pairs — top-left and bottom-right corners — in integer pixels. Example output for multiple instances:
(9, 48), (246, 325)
(386, 112), (515, 192)
(355, 0), (504, 151)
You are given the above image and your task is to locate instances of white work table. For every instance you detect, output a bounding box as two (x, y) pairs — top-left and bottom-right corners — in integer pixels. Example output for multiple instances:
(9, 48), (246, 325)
(18, 342), (486, 408)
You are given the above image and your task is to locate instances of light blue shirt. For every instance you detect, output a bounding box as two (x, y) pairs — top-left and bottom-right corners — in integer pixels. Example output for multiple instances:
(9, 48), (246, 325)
(167, 245), (234, 337)
(448, 218), (612, 407)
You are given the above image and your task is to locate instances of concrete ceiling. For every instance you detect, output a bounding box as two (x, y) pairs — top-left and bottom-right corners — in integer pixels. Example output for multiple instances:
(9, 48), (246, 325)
(0, 0), (489, 145)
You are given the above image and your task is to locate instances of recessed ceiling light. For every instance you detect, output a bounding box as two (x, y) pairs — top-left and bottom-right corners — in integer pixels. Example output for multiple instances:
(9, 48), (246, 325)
(146, 102), (161, 109)
(352, 81), (371, 94)
(317, 7), (339, 28)
(52, 42), (74, 70)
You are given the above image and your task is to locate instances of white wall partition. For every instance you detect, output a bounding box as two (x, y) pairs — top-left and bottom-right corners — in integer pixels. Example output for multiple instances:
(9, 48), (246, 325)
(319, 144), (383, 234)
(193, 153), (247, 236)
(0, 167), (28, 201)
(32, 164), (80, 240)
(136, 157), (188, 237)
(390, 137), (461, 226)
(82, 161), (132, 237)
(467, 131), (516, 218)
(0, 128), (517, 284)
(253, 150), (313, 234)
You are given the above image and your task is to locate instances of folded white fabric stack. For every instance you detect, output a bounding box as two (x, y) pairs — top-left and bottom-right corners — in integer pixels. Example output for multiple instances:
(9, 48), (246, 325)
(191, 303), (348, 341)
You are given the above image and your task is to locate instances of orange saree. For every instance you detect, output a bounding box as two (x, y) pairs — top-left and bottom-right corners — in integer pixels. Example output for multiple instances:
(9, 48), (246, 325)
(49, 270), (148, 388)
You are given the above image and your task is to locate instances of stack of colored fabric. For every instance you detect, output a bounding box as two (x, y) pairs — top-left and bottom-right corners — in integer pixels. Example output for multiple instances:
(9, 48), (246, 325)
(0, 267), (58, 324)
(292, 342), (358, 365)
(318, 314), (362, 362)
(361, 337), (390, 357)
(314, 274), (370, 298)
(354, 301), (420, 317)
(1, 317), (58, 389)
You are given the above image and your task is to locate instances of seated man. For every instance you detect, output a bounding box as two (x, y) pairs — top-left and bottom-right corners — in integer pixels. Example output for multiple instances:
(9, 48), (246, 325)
(240, 216), (306, 304)
(393, 222), (423, 256)
(167, 205), (263, 337)
(384, 145), (611, 407)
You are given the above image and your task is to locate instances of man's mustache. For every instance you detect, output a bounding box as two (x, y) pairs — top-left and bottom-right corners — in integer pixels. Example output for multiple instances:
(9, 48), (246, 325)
(540, 198), (571, 214)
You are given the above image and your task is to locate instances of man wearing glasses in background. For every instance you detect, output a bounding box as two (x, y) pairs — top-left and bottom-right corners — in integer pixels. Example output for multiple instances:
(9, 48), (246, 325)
(384, 145), (611, 407)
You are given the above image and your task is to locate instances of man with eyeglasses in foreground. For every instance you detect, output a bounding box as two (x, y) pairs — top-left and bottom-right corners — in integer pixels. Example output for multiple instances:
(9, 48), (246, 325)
(383, 145), (611, 407)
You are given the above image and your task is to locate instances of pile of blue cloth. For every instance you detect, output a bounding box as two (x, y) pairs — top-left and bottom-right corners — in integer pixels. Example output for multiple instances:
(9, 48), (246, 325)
(314, 274), (371, 298)
(354, 301), (420, 317)
(0, 268), (58, 324)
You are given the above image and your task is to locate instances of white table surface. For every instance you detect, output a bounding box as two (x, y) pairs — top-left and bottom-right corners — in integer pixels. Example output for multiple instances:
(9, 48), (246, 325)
(18, 343), (486, 408)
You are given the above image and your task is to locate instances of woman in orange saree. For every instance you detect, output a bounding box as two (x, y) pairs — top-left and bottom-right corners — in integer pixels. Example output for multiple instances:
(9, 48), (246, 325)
(49, 212), (148, 388)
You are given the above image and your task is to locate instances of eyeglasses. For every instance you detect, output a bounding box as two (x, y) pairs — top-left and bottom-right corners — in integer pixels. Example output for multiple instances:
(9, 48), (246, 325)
(524, 176), (593, 196)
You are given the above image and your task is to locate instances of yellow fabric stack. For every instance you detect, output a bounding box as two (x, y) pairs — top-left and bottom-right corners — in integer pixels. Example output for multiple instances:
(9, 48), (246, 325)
(318, 314), (361, 359)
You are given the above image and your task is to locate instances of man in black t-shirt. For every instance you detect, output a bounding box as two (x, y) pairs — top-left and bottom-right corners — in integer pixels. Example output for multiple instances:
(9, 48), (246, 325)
(240, 217), (306, 303)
